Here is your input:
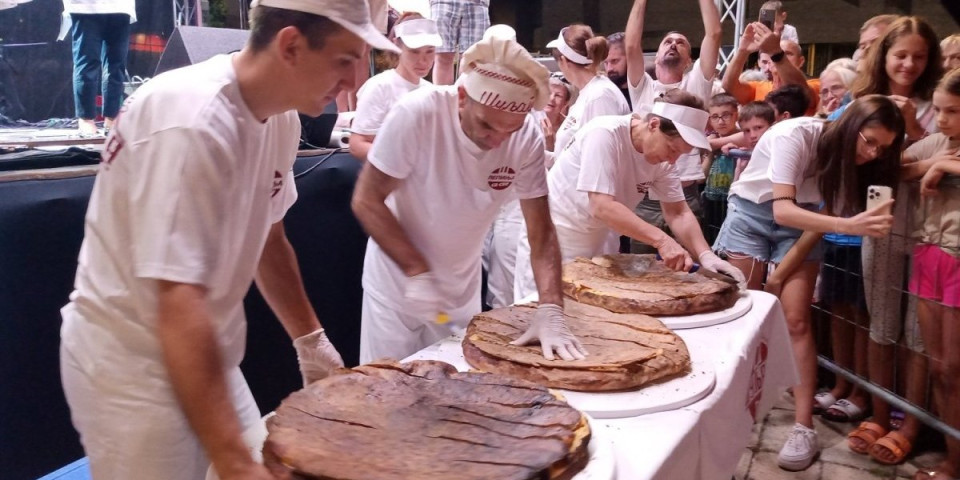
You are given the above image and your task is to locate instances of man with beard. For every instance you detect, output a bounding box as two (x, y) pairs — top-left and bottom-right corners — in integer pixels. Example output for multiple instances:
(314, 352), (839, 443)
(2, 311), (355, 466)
(623, 0), (721, 253)
(722, 23), (819, 114)
(604, 31), (630, 109)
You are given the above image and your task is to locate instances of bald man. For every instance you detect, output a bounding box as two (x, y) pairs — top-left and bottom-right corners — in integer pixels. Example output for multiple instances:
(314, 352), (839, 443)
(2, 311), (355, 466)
(722, 22), (819, 115)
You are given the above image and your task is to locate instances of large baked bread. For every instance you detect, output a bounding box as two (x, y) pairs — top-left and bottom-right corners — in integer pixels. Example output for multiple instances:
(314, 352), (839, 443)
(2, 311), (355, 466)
(562, 254), (739, 315)
(264, 360), (591, 480)
(463, 300), (691, 391)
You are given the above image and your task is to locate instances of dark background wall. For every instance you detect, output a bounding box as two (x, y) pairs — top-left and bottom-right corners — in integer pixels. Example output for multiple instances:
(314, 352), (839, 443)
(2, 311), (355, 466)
(0, 0), (173, 122)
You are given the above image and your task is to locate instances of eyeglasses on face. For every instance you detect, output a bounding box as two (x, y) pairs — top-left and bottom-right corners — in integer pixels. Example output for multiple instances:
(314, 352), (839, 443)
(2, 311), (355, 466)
(858, 131), (887, 156)
(709, 112), (734, 122)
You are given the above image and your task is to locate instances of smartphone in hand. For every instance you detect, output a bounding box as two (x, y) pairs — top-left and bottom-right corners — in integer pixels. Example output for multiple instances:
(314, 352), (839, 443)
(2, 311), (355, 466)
(867, 185), (893, 215)
(758, 8), (778, 31)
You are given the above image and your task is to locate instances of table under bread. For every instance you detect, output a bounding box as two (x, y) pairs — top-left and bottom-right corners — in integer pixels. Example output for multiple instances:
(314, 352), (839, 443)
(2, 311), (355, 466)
(404, 290), (797, 480)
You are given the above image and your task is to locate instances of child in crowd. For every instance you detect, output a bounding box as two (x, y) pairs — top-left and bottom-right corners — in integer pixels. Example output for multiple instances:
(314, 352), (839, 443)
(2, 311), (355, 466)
(841, 17), (944, 466)
(896, 68), (960, 479)
(766, 83), (811, 121)
(732, 101), (777, 181)
(701, 93), (740, 242)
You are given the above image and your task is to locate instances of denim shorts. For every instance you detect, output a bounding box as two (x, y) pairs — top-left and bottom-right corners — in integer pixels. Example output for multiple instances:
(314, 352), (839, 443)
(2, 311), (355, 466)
(714, 195), (823, 264)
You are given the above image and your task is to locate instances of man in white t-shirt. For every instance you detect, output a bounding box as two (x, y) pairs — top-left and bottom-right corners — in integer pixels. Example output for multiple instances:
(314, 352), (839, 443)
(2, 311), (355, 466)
(353, 34), (587, 364)
(513, 95), (746, 299)
(624, 0), (722, 250)
(59, 2), (398, 479)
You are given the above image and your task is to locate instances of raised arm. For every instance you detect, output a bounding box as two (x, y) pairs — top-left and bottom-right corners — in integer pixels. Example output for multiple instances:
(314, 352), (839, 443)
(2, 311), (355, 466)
(697, 0), (722, 78)
(625, 0), (648, 89)
(722, 24), (759, 104)
(753, 23), (807, 89)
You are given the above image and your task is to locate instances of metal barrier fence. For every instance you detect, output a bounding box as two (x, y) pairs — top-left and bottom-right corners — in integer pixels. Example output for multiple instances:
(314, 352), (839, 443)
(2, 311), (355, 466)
(704, 174), (960, 445)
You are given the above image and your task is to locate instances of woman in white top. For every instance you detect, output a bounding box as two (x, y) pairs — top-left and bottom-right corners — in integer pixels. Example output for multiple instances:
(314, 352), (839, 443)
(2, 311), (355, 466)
(547, 24), (630, 159)
(513, 90), (744, 301)
(714, 95), (904, 472)
(349, 14), (442, 161)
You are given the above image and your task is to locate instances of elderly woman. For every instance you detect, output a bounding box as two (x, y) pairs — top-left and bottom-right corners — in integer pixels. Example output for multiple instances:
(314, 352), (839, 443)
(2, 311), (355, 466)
(818, 58), (857, 117)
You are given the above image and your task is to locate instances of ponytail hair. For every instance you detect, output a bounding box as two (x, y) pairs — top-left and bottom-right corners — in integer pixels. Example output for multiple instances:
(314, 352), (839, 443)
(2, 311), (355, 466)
(556, 24), (609, 71)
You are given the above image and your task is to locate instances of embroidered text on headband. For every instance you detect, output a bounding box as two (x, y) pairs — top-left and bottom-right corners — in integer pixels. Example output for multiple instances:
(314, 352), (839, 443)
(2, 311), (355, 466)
(545, 28), (592, 65)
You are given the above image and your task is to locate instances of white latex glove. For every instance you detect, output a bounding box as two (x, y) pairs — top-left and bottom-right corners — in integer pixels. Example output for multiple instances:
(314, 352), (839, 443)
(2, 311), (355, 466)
(699, 250), (747, 291)
(404, 271), (448, 323)
(510, 304), (588, 361)
(293, 328), (344, 387)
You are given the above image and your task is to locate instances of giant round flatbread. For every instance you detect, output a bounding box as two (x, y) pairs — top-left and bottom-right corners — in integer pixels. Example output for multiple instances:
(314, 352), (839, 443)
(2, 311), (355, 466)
(562, 254), (739, 315)
(463, 300), (691, 391)
(264, 360), (591, 480)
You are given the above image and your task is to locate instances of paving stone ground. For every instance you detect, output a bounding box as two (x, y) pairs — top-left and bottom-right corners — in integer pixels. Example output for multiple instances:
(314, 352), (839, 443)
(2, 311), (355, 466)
(736, 392), (946, 480)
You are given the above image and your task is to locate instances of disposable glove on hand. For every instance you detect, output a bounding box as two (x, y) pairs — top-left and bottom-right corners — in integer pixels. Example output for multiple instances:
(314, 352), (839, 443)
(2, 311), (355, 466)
(404, 271), (447, 322)
(294, 328), (344, 386)
(699, 251), (747, 290)
(510, 304), (588, 361)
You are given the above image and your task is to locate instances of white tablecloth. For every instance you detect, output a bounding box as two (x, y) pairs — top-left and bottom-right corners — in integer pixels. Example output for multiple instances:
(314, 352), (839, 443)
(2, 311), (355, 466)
(405, 291), (798, 480)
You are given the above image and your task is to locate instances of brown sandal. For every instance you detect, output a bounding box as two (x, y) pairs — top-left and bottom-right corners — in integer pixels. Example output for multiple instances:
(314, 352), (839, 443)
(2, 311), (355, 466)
(847, 421), (887, 454)
(869, 430), (913, 465)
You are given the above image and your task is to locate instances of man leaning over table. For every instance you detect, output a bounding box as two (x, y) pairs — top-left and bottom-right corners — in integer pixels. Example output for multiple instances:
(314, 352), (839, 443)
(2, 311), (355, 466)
(352, 34), (587, 365)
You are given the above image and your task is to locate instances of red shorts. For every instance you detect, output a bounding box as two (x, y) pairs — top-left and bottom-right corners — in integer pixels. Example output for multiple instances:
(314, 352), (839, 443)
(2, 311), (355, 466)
(909, 244), (960, 308)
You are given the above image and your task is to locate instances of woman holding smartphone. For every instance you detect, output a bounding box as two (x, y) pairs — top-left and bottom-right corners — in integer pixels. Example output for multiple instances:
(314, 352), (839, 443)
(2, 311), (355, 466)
(714, 95), (904, 471)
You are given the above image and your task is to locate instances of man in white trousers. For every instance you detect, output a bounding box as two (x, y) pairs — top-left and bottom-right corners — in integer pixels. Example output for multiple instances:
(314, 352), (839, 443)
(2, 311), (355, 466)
(59, 1), (398, 479)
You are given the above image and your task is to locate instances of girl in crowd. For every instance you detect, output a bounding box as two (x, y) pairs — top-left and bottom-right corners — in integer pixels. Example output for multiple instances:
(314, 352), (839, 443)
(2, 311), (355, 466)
(818, 58), (857, 117)
(714, 96), (904, 471)
(897, 68), (960, 480)
(547, 24), (630, 159)
(811, 60), (866, 427)
(838, 16), (943, 465)
(844, 16), (943, 138)
(349, 14), (441, 161)
(513, 89), (744, 301)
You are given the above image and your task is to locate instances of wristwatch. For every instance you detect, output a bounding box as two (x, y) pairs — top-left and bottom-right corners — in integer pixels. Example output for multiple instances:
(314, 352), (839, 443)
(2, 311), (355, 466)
(770, 51), (786, 63)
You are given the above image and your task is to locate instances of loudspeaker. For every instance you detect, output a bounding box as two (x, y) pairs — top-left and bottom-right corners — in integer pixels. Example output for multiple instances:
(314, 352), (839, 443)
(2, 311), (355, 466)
(155, 26), (249, 75)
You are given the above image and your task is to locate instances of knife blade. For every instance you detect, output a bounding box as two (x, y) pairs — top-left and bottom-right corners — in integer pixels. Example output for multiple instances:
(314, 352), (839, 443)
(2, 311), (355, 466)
(655, 254), (740, 285)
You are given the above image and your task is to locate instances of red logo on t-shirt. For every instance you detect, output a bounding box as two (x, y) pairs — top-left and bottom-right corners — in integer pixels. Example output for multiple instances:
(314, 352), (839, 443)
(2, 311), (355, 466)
(101, 132), (124, 167)
(487, 166), (516, 190)
(271, 171), (283, 197)
(746, 340), (769, 421)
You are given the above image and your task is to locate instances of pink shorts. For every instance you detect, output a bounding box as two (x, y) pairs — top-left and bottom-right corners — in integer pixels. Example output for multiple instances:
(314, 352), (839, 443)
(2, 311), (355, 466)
(909, 244), (960, 307)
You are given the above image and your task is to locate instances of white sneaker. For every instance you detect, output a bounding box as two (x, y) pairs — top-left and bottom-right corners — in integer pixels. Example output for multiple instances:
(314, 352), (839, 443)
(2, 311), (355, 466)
(777, 423), (819, 471)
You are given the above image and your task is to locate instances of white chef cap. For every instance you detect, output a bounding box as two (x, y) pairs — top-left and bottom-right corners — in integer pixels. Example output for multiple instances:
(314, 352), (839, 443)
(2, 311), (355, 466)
(460, 32), (550, 114)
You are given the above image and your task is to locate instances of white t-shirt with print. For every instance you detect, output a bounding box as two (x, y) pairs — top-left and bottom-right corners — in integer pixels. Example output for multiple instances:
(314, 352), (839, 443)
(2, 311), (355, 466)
(729, 116), (825, 205)
(362, 86), (548, 320)
(351, 69), (430, 136)
(549, 115), (685, 252)
(62, 54), (299, 372)
(553, 75), (630, 155)
(628, 59), (716, 182)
